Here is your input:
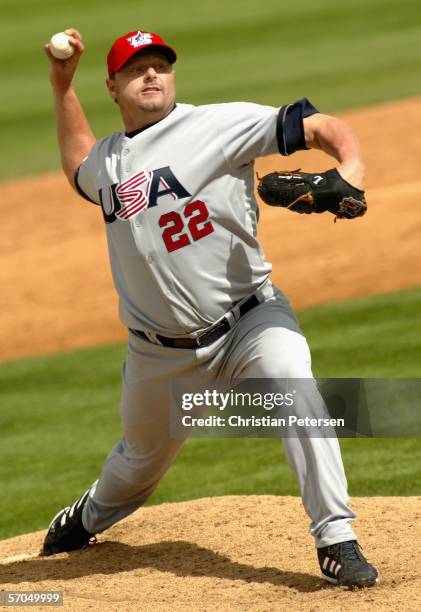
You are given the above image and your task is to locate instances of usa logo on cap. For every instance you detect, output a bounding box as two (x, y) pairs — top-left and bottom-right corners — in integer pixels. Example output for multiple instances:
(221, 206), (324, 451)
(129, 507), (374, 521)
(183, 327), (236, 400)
(127, 31), (153, 48)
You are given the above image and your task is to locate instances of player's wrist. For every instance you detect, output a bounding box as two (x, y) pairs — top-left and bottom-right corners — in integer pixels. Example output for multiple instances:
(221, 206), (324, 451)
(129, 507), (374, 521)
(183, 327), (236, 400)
(51, 81), (77, 99)
(337, 159), (366, 191)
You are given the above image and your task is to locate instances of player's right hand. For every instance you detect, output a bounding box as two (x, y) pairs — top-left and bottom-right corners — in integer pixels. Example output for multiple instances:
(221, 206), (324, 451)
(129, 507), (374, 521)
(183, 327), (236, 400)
(44, 28), (84, 93)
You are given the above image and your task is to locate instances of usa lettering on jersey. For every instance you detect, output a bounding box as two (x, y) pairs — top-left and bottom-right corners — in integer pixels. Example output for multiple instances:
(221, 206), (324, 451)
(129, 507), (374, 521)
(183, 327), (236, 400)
(99, 166), (191, 223)
(98, 166), (215, 252)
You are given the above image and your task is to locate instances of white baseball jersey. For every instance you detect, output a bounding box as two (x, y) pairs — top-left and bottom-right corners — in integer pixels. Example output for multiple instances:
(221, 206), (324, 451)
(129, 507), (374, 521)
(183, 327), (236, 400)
(67, 97), (359, 551)
(76, 100), (317, 335)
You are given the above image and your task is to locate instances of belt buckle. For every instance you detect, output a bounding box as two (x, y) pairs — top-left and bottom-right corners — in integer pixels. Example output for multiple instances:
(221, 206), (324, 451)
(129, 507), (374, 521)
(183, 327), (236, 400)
(195, 328), (212, 347)
(195, 335), (204, 348)
(196, 319), (228, 347)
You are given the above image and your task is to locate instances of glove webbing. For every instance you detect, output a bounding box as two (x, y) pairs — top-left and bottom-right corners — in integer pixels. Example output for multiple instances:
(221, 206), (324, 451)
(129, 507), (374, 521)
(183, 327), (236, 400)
(286, 192), (314, 209)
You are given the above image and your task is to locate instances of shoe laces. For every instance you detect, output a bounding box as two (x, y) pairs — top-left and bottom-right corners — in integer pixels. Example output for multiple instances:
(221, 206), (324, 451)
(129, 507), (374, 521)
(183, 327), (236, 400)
(340, 540), (362, 561)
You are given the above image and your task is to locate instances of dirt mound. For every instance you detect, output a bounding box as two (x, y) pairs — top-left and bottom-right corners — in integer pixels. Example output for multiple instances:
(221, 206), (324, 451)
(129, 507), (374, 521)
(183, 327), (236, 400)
(1, 97), (421, 362)
(0, 495), (419, 610)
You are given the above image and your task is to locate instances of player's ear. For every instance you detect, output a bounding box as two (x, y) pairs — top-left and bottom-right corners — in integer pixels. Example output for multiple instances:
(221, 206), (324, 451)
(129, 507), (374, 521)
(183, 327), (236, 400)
(106, 76), (119, 104)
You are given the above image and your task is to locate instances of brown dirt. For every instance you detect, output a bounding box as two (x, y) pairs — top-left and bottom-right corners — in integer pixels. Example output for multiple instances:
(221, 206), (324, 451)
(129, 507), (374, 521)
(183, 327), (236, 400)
(1, 97), (421, 362)
(0, 496), (420, 611)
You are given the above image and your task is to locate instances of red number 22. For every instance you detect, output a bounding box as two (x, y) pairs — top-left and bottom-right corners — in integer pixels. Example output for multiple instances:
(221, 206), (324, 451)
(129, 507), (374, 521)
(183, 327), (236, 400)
(159, 200), (214, 253)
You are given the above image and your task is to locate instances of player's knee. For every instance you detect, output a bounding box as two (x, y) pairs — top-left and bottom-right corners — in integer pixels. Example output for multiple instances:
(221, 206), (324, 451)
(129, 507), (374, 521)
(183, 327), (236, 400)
(253, 359), (311, 379)
(252, 330), (313, 378)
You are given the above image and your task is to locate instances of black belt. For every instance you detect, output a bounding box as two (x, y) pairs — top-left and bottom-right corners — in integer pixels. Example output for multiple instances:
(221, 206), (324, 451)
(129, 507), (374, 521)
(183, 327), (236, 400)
(130, 294), (260, 349)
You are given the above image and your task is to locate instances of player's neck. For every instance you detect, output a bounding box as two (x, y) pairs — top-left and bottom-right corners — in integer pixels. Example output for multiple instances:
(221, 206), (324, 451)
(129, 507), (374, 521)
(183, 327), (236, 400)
(121, 104), (176, 133)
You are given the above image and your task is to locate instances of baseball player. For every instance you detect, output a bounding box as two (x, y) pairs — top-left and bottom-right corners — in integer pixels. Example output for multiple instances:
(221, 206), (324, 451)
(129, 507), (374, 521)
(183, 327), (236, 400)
(41, 28), (378, 588)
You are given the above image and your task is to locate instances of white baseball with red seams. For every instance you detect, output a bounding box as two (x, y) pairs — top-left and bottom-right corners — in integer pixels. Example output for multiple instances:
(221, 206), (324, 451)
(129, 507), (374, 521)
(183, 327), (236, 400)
(49, 32), (74, 60)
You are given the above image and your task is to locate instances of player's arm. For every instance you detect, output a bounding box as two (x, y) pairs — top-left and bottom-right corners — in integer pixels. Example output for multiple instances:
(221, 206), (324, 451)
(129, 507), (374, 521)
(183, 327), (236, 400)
(44, 28), (96, 190)
(257, 107), (367, 219)
(303, 113), (365, 190)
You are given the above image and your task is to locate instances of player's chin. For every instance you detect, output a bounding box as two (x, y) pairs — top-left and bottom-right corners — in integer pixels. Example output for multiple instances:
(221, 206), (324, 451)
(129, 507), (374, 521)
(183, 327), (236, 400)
(138, 99), (166, 113)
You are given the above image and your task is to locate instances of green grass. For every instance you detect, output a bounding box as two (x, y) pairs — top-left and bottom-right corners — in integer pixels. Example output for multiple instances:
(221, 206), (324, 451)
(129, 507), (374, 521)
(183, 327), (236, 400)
(0, 287), (420, 540)
(2, 0), (421, 179)
(300, 287), (421, 378)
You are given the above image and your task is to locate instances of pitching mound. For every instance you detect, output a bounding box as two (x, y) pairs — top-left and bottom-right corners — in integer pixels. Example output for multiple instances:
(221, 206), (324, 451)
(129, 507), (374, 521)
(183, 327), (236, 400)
(1, 97), (421, 362)
(0, 496), (419, 610)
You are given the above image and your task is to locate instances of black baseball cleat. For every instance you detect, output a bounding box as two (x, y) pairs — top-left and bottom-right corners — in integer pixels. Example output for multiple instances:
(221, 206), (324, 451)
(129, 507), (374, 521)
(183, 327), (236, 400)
(317, 540), (379, 588)
(40, 488), (96, 556)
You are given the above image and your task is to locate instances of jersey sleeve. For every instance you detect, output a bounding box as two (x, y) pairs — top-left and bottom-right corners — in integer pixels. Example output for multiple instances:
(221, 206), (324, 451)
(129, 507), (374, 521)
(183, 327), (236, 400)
(217, 102), (279, 168)
(216, 98), (319, 168)
(74, 142), (102, 205)
(277, 97), (319, 156)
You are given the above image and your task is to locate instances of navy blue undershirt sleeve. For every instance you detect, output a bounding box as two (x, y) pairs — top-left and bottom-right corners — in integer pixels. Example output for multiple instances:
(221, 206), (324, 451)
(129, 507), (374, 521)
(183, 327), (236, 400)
(276, 98), (319, 156)
(74, 166), (99, 205)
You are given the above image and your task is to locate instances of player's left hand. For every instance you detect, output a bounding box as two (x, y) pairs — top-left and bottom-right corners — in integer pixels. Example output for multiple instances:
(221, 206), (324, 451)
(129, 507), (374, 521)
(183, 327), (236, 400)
(257, 168), (367, 221)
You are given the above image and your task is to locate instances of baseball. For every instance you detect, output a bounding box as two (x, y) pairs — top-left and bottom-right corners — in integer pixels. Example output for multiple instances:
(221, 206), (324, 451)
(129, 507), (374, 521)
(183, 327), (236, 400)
(49, 32), (74, 60)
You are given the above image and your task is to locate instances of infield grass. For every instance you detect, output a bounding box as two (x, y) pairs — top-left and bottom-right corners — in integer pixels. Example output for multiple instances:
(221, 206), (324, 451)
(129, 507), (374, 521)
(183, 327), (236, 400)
(1, 0), (421, 179)
(0, 287), (420, 540)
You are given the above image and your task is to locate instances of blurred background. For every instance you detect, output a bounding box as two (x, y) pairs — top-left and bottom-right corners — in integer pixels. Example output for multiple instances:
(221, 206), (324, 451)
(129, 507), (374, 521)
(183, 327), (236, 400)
(1, 0), (421, 540)
(3, 0), (421, 179)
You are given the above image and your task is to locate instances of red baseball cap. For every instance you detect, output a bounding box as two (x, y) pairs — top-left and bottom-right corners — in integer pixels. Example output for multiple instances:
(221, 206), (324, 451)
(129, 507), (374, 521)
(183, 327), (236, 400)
(107, 30), (177, 76)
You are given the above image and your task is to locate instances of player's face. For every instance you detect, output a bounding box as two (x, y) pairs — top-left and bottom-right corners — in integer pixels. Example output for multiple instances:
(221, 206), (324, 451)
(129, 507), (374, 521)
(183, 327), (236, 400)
(107, 53), (176, 129)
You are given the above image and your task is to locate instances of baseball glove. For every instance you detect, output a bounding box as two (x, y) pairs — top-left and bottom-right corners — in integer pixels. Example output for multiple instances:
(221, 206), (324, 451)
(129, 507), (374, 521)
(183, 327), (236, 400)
(257, 168), (367, 221)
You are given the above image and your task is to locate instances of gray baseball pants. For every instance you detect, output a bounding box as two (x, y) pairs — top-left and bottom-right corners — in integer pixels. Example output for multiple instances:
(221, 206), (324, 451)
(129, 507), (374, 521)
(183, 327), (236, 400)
(82, 284), (357, 548)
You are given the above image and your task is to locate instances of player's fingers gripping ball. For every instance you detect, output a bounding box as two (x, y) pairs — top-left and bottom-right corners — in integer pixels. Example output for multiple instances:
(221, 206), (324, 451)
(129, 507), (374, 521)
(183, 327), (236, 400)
(257, 168), (367, 221)
(49, 32), (75, 60)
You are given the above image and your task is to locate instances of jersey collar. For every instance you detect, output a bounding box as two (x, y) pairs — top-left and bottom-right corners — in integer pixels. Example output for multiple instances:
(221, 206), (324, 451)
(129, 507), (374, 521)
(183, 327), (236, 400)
(125, 103), (177, 138)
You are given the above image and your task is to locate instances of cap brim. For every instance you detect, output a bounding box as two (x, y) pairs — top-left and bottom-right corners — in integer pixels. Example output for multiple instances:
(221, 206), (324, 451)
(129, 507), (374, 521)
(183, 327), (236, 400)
(138, 44), (177, 64)
(113, 44), (177, 74)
